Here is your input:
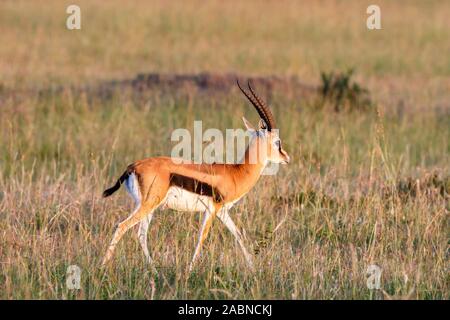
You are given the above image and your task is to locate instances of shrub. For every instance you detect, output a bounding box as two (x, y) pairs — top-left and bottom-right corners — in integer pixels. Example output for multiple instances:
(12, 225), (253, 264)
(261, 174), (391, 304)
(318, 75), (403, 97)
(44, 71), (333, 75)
(319, 69), (373, 112)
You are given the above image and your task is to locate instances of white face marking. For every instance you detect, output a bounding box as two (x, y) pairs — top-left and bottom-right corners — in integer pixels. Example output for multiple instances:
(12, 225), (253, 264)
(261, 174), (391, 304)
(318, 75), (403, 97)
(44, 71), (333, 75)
(163, 187), (215, 213)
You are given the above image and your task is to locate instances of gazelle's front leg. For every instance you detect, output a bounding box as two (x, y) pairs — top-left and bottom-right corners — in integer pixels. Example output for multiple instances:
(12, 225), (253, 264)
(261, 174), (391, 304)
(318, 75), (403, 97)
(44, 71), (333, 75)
(217, 209), (254, 270)
(189, 209), (217, 272)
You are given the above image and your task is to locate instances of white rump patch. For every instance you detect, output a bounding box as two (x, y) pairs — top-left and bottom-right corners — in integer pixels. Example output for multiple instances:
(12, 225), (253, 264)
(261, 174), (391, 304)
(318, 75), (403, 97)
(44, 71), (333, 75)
(125, 173), (141, 205)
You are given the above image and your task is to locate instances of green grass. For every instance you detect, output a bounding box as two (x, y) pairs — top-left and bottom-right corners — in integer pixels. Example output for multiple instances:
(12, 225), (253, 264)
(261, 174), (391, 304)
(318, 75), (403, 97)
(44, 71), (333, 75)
(0, 90), (448, 299)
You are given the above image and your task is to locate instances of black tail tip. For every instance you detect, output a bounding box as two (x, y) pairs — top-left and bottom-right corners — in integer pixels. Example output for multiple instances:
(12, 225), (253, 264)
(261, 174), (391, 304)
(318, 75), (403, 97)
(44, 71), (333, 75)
(103, 170), (129, 198)
(102, 187), (115, 198)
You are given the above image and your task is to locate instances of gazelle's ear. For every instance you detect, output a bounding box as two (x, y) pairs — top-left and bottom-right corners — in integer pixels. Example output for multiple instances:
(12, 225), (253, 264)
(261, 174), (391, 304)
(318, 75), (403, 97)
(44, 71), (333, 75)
(242, 117), (255, 131)
(258, 119), (268, 130)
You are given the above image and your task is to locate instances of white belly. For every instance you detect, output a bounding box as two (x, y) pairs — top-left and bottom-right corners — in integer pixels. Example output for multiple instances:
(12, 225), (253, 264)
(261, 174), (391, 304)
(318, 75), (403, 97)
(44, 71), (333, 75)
(163, 187), (215, 213)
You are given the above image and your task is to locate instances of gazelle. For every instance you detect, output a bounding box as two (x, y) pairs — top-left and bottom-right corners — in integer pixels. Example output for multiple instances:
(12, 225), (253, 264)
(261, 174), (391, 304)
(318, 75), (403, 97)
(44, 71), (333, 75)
(101, 81), (290, 271)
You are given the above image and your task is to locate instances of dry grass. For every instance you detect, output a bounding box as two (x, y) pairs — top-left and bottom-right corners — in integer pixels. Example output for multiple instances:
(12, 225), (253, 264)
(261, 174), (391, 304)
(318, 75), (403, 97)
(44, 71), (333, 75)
(1, 1), (449, 103)
(0, 0), (448, 299)
(0, 91), (448, 299)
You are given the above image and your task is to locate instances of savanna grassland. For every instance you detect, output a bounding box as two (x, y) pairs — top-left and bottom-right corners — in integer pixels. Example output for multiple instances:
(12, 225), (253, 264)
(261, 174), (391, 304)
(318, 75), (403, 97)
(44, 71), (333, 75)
(0, 0), (449, 299)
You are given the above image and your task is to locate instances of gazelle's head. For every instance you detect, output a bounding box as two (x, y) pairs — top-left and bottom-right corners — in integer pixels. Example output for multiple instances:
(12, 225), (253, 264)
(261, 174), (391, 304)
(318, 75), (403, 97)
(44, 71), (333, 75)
(238, 80), (290, 165)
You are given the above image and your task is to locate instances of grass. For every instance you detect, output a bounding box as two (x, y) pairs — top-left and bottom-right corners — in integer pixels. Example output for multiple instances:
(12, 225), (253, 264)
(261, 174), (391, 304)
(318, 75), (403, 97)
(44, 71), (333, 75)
(0, 0), (449, 299)
(0, 90), (448, 299)
(1, 1), (449, 85)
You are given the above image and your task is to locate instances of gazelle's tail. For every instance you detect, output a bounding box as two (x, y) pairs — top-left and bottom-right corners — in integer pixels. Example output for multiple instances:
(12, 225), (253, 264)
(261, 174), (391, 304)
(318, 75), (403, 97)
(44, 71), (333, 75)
(102, 165), (134, 197)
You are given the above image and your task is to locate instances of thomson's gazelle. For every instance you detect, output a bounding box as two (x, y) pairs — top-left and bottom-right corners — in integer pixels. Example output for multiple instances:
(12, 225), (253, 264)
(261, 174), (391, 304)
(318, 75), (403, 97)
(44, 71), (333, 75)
(102, 81), (290, 271)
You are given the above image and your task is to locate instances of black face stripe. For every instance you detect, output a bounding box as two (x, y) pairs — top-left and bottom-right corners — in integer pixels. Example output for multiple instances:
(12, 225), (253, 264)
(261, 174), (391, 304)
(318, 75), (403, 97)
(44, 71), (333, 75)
(275, 139), (282, 151)
(169, 173), (224, 203)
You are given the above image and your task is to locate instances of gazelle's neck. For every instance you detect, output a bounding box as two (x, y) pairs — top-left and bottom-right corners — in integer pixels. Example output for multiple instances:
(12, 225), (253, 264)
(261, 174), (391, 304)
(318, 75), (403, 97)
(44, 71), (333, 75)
(240, 133), (267, 166)
(236, 134), (267, 188)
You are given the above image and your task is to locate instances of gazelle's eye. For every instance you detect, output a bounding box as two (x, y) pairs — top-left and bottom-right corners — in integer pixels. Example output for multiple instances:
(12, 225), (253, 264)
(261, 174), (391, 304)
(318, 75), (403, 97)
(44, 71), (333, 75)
(274, 139), (281, 149)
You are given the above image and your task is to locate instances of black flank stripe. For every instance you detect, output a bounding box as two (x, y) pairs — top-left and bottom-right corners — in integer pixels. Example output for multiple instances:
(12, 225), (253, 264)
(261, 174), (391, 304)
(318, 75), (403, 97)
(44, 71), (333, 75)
(169, 173), (223, 203)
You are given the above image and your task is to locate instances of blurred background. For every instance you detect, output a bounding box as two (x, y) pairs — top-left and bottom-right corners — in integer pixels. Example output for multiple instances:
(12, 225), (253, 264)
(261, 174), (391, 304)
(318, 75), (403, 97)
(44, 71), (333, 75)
(1, 1), (449, 94)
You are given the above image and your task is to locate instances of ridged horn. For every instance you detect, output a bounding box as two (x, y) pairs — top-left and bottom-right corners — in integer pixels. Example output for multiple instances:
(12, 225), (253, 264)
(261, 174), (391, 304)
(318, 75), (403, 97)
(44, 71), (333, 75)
(247, 80), (276, 130)
(237, 79), (271, 130)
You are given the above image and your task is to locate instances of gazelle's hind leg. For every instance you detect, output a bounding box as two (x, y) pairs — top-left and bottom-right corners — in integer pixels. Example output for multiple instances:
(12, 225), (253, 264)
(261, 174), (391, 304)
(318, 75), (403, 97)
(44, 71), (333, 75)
(102, 190), (166, 266)
(125, 172), (157, 269)
(138, 214), (157, 272)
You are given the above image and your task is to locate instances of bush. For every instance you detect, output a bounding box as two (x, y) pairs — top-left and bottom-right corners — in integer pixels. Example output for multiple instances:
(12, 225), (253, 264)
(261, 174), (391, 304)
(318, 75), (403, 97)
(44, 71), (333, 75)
(319, 69), (373, 112)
